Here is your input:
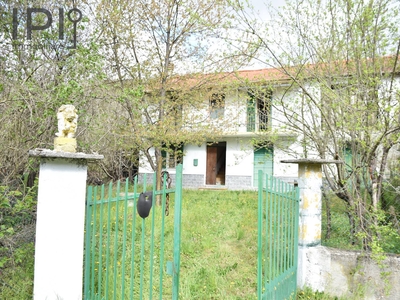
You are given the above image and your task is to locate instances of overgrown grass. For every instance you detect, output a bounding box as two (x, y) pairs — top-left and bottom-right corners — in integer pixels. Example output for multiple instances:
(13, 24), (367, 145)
(321, 195), (360, 251)
(178, 190), (259, 299)
(85, 188), (259, 299)
(2, 188), (343, 299)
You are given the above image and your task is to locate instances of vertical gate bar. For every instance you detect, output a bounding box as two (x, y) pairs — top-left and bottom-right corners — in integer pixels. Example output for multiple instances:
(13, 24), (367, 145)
(97, 185), (105, 297)
(257, 170), (263, 300)
(276, 179), (280, 279)
(286, 183), (293, 268)
(149, 173), (157, 300)
(90, 187), (98, 296)
(289, 183), (292, 272)
(84, 186), (93, 299)
(140, 172), (148, 299)
(113, 181), (121, 299)
(270, 176), (276, 282)
(289, 184), (294, 269)
(105, 182), (113, 297)
(264, 174), (268, 298)
(268, 175), (273, 293)
(172, 164), (183, 300)
(293, 184), (300, 297)
(273, 177), (279, 286)
(280, 180), (284, 274)
(283, 181), (287, 297)
(158, 173), (168, 300)
(265, 174), (271, 294)
(287, 184), (291, 270)
(279, 180), (283, 276)
(120, 179), (130, 298)
(285, 183), (290, 272)
(139, 218), (146, 299)
(281, 182), (286, 275)
(129, 176), (139, 299)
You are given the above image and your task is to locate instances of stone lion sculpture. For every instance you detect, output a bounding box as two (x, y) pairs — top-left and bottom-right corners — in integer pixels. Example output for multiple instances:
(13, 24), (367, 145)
(56, 105), (78, 138)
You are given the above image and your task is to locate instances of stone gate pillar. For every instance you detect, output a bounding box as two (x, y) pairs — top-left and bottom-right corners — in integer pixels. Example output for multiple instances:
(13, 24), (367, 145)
(281, 159), (341, 288)
(29, 105), (103, 300)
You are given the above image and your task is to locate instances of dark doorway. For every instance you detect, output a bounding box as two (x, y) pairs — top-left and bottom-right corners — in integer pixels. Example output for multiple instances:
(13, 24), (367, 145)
(206, 142), (226, 185)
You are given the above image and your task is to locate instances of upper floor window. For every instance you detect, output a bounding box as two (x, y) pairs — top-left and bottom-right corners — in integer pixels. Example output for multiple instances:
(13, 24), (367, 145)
(247, 89), (272, 132)
(209, 93), (225, 119)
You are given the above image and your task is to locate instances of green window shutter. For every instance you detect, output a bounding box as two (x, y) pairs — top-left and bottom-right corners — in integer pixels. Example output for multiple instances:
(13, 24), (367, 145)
(253, 147), (273, 187)
(247, 98), (255, 132)
(344, 147), (352, 174)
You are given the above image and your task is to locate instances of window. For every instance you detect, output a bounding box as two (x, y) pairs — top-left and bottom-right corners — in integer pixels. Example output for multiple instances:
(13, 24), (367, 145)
(247, 89), (272, 132)
(209, 93), (225, 119)
(162, 144), (184, 169)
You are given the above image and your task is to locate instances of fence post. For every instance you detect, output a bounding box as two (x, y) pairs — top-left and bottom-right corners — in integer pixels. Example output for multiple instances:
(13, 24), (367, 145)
(29, 105), (103, 300)
(281, 159), (341, 289)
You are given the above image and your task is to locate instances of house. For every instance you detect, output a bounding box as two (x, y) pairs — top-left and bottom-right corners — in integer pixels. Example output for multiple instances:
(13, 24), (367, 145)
(138, 68), (303, 189)
(139, 58), (400, 189)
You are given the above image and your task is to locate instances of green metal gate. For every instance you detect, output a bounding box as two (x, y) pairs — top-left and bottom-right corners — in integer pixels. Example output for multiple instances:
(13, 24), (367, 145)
(257, 171), (299, 300)
(83, 164), (183, 300)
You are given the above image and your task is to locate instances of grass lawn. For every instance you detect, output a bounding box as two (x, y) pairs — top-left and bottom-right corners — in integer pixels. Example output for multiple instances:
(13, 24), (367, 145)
(1, 188), (340, 299)
(178, 190), (259, 299)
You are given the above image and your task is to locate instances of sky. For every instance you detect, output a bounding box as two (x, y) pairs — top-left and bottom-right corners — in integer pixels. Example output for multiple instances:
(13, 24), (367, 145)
(237, 0), (286, 70)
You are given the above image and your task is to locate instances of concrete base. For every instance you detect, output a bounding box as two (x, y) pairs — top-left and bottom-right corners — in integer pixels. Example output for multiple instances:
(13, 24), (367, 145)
(298, 246), (400, 300)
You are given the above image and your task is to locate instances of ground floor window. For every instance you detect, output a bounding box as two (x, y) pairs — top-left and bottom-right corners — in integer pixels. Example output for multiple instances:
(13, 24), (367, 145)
(162, 144), (184, 169)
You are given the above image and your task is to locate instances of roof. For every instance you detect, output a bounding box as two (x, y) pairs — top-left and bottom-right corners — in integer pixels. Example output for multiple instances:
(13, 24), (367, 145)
(170, 55), (400, 91)
(168, 67), (290, 91)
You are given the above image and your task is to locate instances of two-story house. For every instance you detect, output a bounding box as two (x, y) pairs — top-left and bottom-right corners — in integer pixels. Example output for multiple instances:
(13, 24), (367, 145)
(138, 68), (303, 189)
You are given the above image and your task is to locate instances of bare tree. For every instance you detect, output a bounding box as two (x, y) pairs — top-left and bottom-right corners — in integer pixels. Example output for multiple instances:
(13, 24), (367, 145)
(231, 0), (400, 249)
(91, 0), (246, 195)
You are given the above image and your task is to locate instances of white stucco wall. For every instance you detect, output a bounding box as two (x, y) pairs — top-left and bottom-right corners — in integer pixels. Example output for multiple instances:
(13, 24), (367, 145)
(182, 143), (207, 175)
(225, 137), (254, 176)
(273, 147), (299, 178)
(138, 149), (155, 174)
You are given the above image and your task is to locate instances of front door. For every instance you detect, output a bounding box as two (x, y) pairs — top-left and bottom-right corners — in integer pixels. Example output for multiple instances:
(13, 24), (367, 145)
(206, 143), (226, 185)
(206, 146), (217, 184)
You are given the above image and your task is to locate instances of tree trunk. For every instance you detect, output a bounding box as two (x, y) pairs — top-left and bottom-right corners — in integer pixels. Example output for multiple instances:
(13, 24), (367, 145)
(323, 191), (332, 240)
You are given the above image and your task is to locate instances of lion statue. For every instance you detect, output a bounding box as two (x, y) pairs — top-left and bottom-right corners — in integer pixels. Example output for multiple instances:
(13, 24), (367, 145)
(56, 105), (78, 138)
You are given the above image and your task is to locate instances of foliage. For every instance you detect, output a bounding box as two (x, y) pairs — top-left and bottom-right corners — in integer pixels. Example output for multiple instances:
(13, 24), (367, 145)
(2, 184), (398, 299)
(88, 0), (247, 191)
(0, 182), (37, 299)
(231, 0), (400, 250)
(322, 192), (400, 254)
(297, 287), (340, 300)
(0, 0), (107, 185)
